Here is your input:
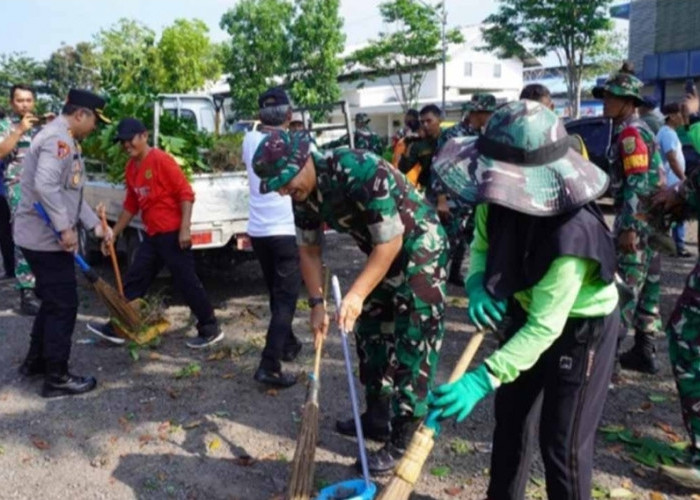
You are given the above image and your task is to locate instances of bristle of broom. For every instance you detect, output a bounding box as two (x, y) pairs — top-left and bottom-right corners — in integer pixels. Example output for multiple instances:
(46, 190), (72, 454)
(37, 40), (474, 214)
(287, 402), (319, 500)
(377, 425), (437, 500)
(93, 277), (143, 331)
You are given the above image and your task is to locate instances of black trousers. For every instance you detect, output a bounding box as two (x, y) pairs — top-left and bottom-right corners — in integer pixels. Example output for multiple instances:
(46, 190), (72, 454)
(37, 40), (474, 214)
(21, 248), (77, 374)
(0, 196), (14, 277)
(487, 302), (619, 500)
(123, 231), (216, 332)
(251, 235), (301, 372)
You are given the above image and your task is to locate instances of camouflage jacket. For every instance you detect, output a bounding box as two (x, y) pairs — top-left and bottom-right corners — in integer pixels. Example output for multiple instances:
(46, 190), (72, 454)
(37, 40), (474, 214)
(610, 116), (665, 234)
(324, 127), (384, 155)
(0, 115), (37, 184)
(436, 121), (474, 153)
(294, 149), (442, 260)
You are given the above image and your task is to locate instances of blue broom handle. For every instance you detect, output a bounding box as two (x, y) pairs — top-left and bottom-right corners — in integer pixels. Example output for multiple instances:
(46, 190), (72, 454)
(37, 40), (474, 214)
(33, 202), (91, 273)
(331, 275), (371, 489)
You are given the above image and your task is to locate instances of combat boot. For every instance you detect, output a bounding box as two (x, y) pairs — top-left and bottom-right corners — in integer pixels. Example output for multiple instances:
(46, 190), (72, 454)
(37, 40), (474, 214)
(362, 416), (420, 476)
(619, 331), (659, 374)
(42, 362), (96, 398)
(19, 289), (40, 316)
(336, 394), (391, 442)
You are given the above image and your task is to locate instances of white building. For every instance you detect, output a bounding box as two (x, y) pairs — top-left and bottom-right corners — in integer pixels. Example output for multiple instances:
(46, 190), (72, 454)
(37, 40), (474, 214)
(331, 25), (531, 139)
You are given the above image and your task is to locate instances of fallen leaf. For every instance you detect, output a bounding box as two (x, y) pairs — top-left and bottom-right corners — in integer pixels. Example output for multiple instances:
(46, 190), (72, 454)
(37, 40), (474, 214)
(213, 411), (231, 418)
(649, 492), (666, 500)
(157, 472), (167, 481)
(265, 389), (279, 397)
(208, 438), (221, 451)
(207, 347), (231, 361)
(0, 445), (4, 455)
(138, 434), (154, 445)
(232, 455), (255, 467)
(648, 394), (667, 404)
(444, 486), (463, 496)
(430, 465), (451, 477)
(599, 424), (626, 433)
(108, 436), (119, 445)
(640, 401), (653, 411)
(633, 468), (647, 478)
(64, 429), (75, 439)
(610, 487), (634, 498)
(621, 478), (633, 489)
(183, 420), (203, 430)
(31, 437), (50, 450)
(166, 388), (179, 399)
(221, 372), (235, 379)
(607, 444), (625, 454)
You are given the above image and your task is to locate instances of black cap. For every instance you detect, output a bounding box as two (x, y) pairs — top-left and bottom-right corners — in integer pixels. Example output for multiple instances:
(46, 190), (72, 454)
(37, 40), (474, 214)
(258, 87), (290, 109)
(67, 88), (110, 123)
(640, 95), (658, 109)
(114, 117), (147, 142)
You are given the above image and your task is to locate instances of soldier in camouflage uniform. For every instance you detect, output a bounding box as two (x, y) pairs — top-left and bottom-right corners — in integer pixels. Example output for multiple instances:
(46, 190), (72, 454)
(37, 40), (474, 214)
(653, 94), (700, 489)
(323, 112), (385, 155)
(253, 129), (448, 475)
(0, 84), (43, 315)
(396, 104), (443, 194)
(593, 70), (666, 374)
(431, 100), (619, 500)
(435, 93), (497, 286)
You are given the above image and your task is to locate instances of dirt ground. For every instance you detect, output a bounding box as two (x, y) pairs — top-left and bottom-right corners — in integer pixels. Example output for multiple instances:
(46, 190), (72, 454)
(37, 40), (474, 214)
(1, 220), (699, 500)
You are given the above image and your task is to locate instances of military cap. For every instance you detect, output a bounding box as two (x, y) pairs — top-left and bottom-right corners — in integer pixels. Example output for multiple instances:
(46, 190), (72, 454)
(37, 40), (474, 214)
(592, 72), (645, 106)
(470, 93), (498, 112)
(433, 100), (609, 216)
(67, 88), (110, 123)
(355, 112), (371, 125)
(252, 129), (313, 194)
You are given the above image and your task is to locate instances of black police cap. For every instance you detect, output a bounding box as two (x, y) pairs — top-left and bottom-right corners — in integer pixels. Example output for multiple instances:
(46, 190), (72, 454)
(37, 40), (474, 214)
(67, 88), (110, 123)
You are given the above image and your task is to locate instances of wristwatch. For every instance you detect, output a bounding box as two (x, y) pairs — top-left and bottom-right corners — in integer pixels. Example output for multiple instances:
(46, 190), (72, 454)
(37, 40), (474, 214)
(307, 296), (325, 308)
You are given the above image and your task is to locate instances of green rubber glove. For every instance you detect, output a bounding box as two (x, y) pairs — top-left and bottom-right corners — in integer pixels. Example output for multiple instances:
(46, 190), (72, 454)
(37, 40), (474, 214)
(429, 364), (497, 423)
(465, 272), (507, 330)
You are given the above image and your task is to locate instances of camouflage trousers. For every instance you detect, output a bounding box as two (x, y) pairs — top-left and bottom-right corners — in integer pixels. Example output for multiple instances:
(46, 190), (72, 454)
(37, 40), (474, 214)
(667, 260), (700, 461)
(444, 205), (473, 269)
(4, 169), (35, 291)
(615, 230), (662, 336)
(355, 227), (448, 419)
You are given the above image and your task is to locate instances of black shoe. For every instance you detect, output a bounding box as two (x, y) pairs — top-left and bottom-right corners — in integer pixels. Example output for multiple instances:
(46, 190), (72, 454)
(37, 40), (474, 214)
(186, 325), (223, 349)
(336, 413), (391, 442)
(281, 341), (302, 362)
(620, 344), (659, 374)
(677, 250), (693, 258)
(19, 289), (40, 316)
(42, 373), (97, 398)
(87, 321), (125, 345)
(360, 441), (405, 476)
(253, 367), (297, 388)
(19, 360), (45, 377)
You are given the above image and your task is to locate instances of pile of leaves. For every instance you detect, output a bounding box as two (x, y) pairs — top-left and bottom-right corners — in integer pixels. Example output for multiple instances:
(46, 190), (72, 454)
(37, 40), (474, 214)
(81, 78), (213, 183)
(206, 133), (246, 172)
(599, 423), (690, 468)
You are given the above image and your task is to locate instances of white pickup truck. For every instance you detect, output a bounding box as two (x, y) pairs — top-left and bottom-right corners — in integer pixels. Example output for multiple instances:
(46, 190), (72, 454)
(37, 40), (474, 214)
(82, 94), (253, 270)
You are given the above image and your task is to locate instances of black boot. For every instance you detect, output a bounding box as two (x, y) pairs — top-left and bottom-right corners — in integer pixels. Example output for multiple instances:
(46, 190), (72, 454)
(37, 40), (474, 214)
(19, 289), (40, 316)
(619, 331), (659, 374)
(336, 395), (391, 442)
(42, 363), (97, 398)
(362, 416), (421, 476)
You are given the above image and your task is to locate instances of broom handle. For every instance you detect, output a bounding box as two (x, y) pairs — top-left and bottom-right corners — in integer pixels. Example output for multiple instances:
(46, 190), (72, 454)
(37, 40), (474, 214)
(446, 330), (485, 383)
(34, 202), (91, 273)
(312, 267), (332, 378)
(99, 207), (123, 297)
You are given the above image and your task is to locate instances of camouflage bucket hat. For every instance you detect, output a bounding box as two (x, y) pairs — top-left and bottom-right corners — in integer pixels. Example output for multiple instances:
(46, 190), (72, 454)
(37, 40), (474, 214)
(252, 130), (312, 194)
(433, 100), (609, 216)
(470, 93), (498, 112)
(592, 72), (645, 106)
(355, 112), (370, 125)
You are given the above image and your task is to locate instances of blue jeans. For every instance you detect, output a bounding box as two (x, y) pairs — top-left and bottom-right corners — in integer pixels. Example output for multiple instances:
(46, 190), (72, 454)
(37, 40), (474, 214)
(672, 222), (686, 253)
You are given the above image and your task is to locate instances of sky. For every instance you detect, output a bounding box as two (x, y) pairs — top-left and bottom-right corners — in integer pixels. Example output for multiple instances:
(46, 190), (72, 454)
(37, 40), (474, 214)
(2, 0), (499, 60)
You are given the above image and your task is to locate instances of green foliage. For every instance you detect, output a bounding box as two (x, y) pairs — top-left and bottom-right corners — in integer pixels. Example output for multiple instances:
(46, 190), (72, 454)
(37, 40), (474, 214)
(220, 0), (294, 119)
(207, 133), (246, 172)
(287, 0), (345, 121)
(157, 19), (222, 93)
(481, 0), (615, 117)
(220, 0), (345, 120)
(44, 43), (100, 102)
(346, 0), (463, 111)
(0, 52), (45, 95)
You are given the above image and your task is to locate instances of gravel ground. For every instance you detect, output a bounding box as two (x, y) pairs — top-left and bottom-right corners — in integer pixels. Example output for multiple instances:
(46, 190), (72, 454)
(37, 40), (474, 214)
(0, 218), (699, 500)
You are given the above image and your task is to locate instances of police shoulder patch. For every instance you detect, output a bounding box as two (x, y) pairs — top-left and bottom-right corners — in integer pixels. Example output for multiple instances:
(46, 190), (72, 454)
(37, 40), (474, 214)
(56, 140), (71, 159)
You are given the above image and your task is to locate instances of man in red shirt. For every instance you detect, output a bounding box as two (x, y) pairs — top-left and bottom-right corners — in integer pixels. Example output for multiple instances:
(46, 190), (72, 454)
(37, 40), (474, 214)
(88, 118), (221, 349)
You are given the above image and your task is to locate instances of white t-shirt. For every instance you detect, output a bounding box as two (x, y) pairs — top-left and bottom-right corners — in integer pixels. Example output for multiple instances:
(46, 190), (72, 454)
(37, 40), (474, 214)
(242, 130), (296, 237)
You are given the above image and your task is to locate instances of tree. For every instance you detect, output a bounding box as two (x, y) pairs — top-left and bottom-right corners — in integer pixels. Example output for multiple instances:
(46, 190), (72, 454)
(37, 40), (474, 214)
(220, 0), (294, 118)
(93, 18), (161, 93)
(346, 0), (463, 112)
(287, 0), (345, 120)
(157, 19), (222, 93)
(44, 43), (100, 100)
(0, 52), (45, 93)
(481, 0), (614, 118)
